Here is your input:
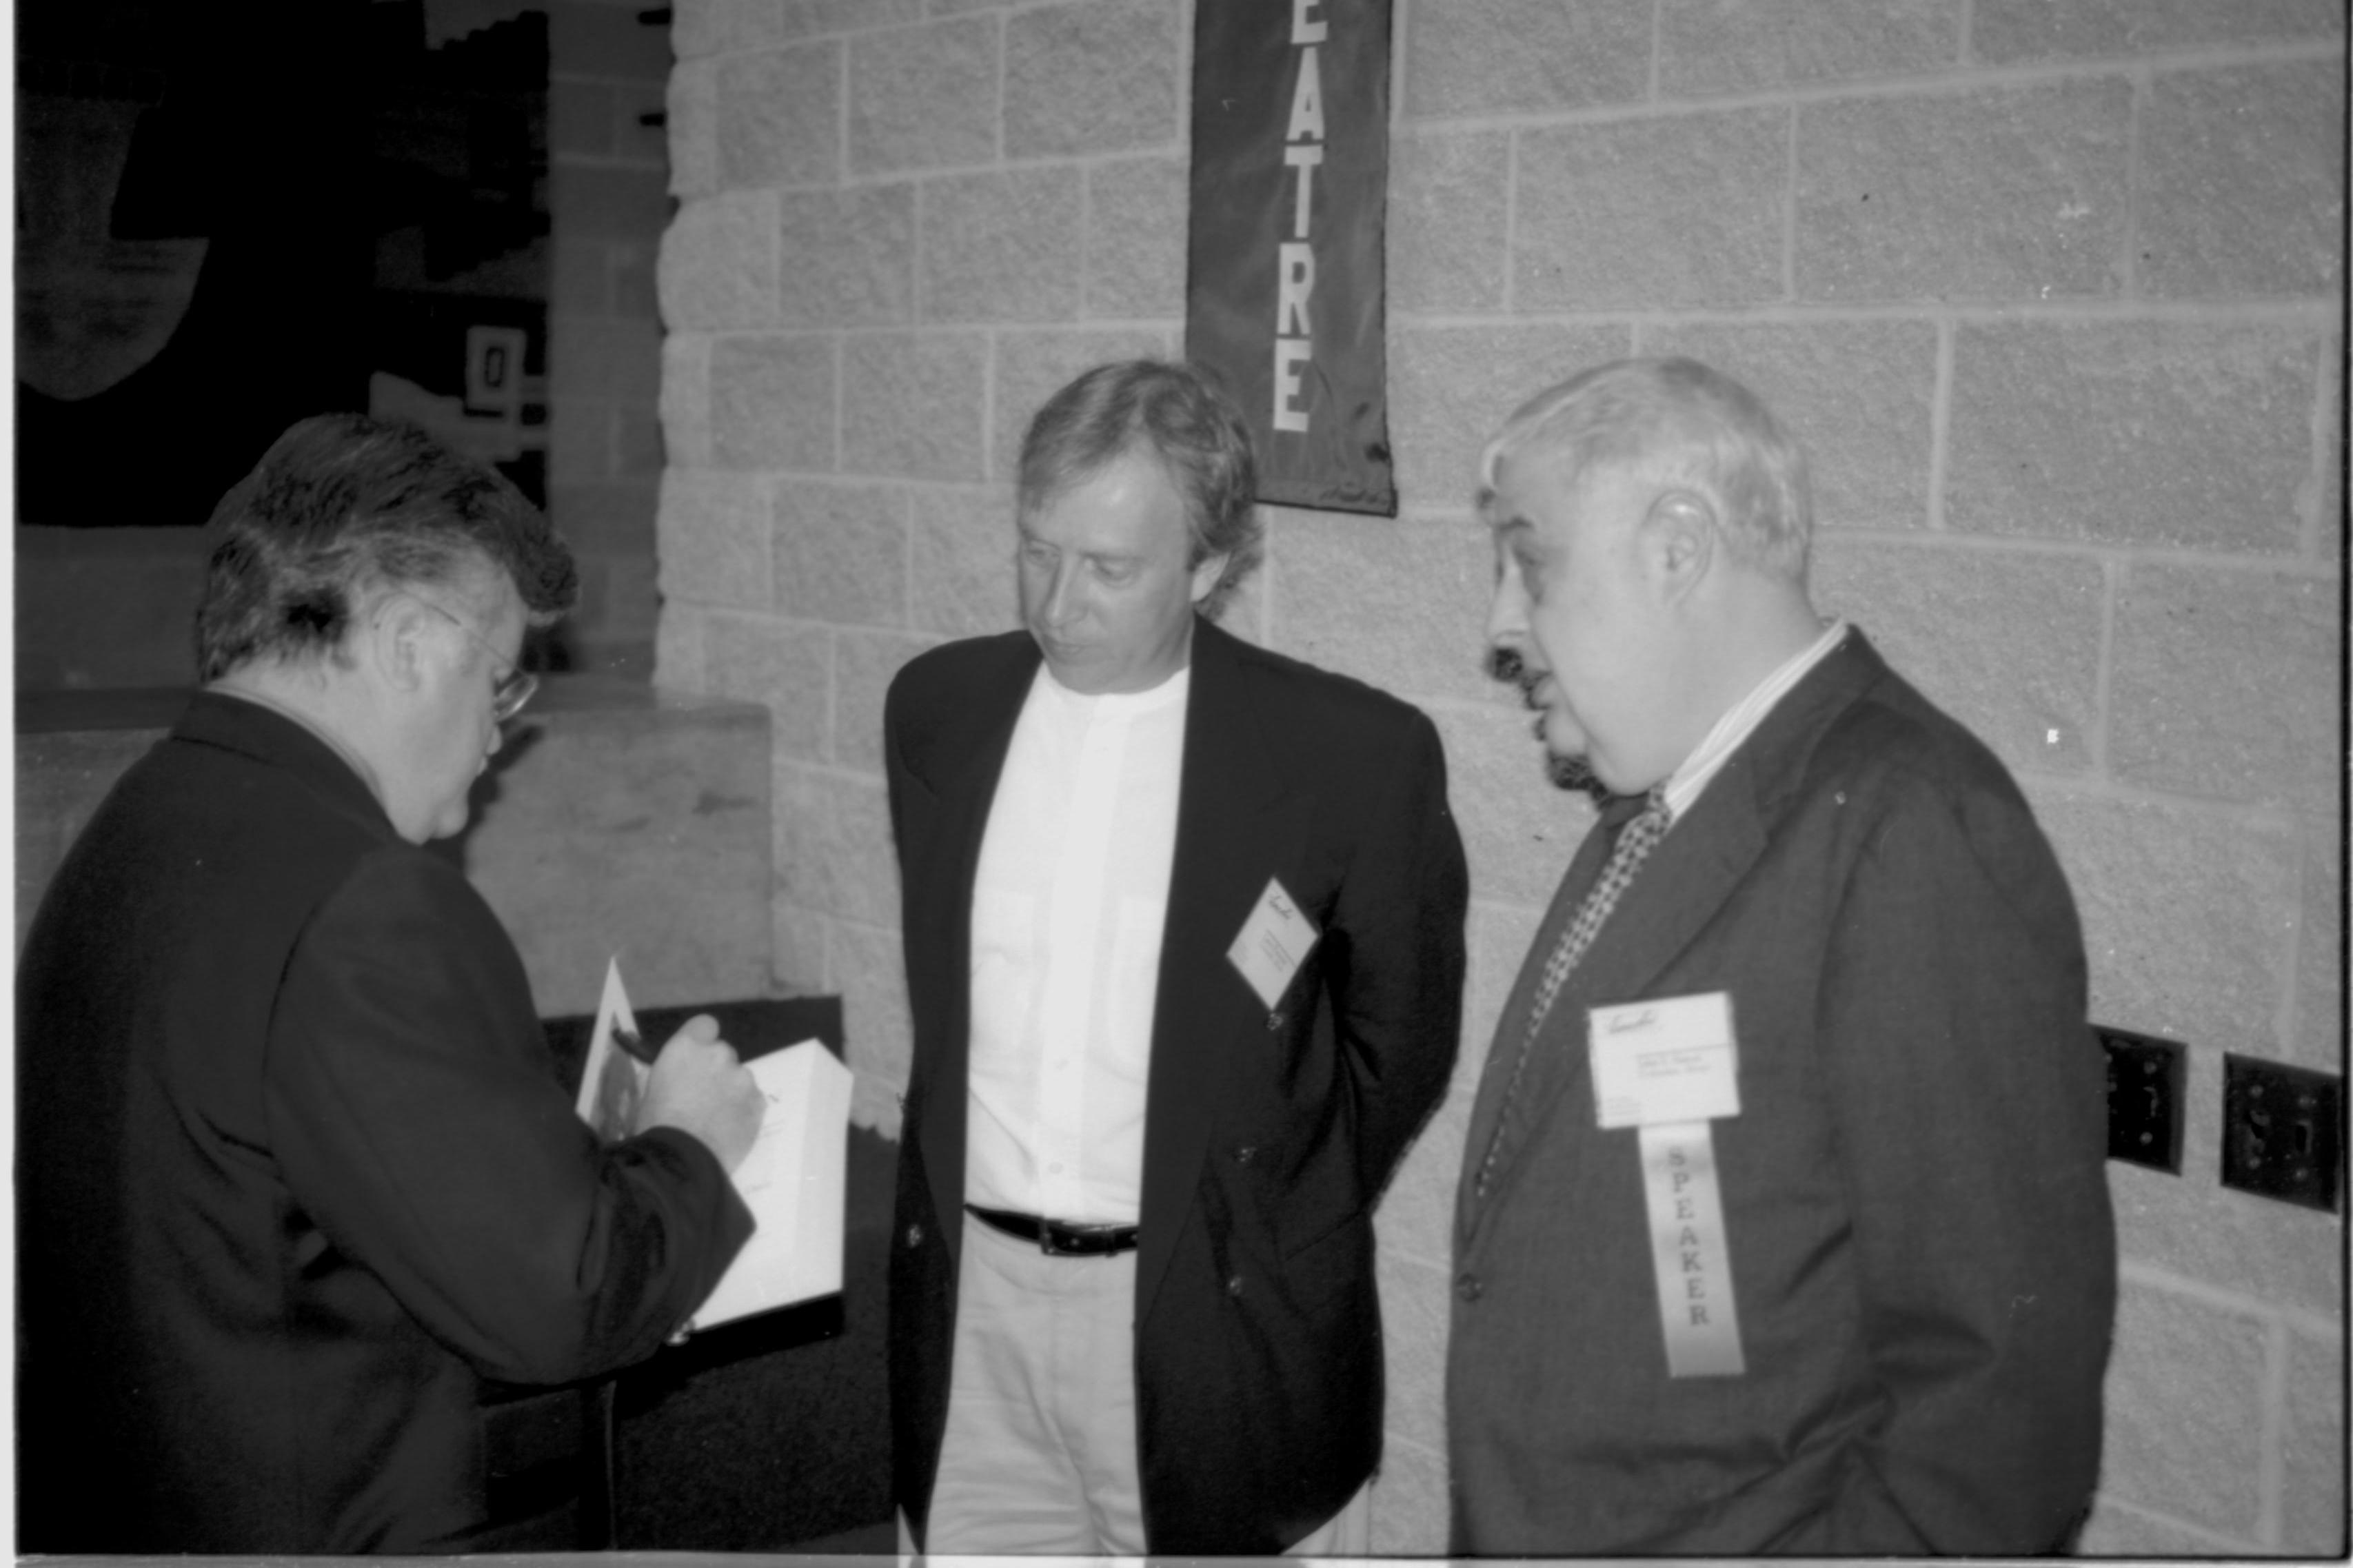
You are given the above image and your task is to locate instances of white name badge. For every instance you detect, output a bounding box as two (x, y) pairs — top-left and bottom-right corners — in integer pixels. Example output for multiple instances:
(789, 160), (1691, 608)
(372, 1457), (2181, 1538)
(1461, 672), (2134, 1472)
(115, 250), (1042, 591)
(1639, 1121), (1746, 1377)
(1589, 992), (1740, 1129)
(1226, 877), (1320, 1011)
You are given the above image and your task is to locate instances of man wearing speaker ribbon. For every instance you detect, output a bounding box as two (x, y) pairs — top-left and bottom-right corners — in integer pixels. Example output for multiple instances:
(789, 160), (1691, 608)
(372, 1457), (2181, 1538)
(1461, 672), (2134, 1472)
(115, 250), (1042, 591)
(1447, 357), (2116, 1554)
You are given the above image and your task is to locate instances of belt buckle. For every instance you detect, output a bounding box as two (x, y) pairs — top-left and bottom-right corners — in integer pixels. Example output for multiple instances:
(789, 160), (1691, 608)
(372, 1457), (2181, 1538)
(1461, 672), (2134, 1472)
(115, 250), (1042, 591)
(1040, 1222), (1088, 1257)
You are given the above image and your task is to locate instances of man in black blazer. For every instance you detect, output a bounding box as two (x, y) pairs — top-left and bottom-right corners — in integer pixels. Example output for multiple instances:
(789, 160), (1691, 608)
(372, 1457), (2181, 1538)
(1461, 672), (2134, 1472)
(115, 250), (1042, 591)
(885, 360), (1468, 1554)
(17, 415), (767, 1553)
(1448, 358), (2116, 1553)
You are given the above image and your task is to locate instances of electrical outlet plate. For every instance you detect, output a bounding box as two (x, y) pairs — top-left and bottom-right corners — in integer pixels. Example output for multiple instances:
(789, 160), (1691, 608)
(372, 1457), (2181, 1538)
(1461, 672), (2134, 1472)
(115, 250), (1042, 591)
(2099, 1026), (2185, 1174)
(2220, 1054), (2343, 1214)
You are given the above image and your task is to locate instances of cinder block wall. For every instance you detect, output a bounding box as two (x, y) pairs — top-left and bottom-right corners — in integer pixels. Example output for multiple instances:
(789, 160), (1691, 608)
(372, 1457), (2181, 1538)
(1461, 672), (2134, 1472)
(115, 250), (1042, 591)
(543, 0), (678, 675)
(654, 0), (2345, 1553)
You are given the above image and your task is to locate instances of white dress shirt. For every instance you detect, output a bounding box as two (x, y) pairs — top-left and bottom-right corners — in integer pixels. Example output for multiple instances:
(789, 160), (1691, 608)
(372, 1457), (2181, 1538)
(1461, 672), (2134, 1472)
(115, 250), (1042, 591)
(964, 662), (1190, 1225)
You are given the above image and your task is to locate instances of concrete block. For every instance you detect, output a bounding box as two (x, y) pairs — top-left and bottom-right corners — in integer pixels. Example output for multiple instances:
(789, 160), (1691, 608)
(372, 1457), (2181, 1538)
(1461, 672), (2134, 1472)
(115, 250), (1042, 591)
(2140, 60), (2345, 300)
(774, 478), (911, 626)
(1366, 1434), (1449, 1556)
(2077, 1500), (2252, 1557)
(1004, 0), (1179, 161)
(990, 327), (1170, 481)
(1946, 320), (2320, 552)
(2294, 819), (2342, 1068)
(660, 190), (780, 330)
(785, 0), (923, 34)
(840, 330), (989, 480)
(704, 613), (833, 760)
(778, 184), (916, 328)
(552, 79), (616, 158)
(1641, 318), (1937, 531)
(2033, 791), (2299, 1069)
(848, 14), (1000, 175)
(1971, 0), (2345, 64)
(1658, 0), (1958, 97)
(719, 43), (842, 190)
(1795, 77), (2130, 303)
(909, 484), (1021, 636)
(710, 332), (838, 471)
(672, 0), (734, 58)
(2282, 1325), (2349, 1558)
(2110, 563), (2339, 812)
(658, 469), (774, 609)
(1389, 129), (1509, 315)
(1373, 1247), (1452, 1460)
(2313, 335), (2341, 562)
(667, 59), (720, 200)
(550, 478), (659, 556)
(832, 917), (911, 1137)
(1808, 538), (2104, 778)
(654, 604), (709, 689)
(2098, 1281), (2268, 1538)
(2105, 1063), (2343, 1318)
(1082, 155), (1186, 320)
(774, 761), (900, 929)
(660, 332), (714, 469)
(553, 164), (673, 243)
(918, 167), (1085, 323)
(1379, 1068), (1472, 1274)
(1402, 0), (1650, 121)
(1268, 509), (1495, 710)
(1515, 108), (1788, 310)
(1387, 322), (1632, 511)
(1429, 701), (1600, 912)
(836, 628), (935, 775)
(456, 681), (772, 1013)
(770, 896), (830, 994)
(548, 0), (674, 83)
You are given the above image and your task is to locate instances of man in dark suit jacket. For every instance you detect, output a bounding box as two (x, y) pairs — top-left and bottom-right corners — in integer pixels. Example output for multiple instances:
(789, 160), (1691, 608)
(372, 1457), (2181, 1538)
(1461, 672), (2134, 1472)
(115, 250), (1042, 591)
(17, 415), (767, 1554)
(1449, 358), (2116, 1554)
(885, 360), (1468, 1554)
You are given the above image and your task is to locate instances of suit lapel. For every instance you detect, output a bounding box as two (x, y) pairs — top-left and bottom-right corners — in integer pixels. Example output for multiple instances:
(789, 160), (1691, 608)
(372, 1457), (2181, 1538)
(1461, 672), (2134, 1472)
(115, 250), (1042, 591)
(909, 634), (1039, 1263)
(1135, 619), (1291, 1321)
(1457, 631), (1890, 1239)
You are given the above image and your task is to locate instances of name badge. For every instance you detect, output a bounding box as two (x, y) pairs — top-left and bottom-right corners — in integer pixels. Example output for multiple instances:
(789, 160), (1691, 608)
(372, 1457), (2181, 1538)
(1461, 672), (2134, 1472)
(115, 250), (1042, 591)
(1226, 877), (1319, 1010)
(1589, 992), (1739, 1129)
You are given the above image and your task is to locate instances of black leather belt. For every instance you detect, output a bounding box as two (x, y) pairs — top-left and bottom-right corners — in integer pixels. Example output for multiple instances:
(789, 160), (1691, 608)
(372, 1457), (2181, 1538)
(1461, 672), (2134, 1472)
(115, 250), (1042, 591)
(967, 1204), (1140, 1257)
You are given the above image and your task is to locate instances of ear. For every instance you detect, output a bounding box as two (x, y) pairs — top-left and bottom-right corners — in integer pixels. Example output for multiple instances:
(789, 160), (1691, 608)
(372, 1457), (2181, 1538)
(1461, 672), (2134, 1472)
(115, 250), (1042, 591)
(1642, 489), (1716, 605)
(1188, 552), (1231, 605)
(365, 593), (438, 695)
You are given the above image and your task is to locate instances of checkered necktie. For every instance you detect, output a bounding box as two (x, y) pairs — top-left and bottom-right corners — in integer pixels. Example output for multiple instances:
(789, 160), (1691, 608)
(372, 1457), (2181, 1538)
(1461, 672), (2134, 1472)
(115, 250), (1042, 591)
(1473, 786), (1673, 1199)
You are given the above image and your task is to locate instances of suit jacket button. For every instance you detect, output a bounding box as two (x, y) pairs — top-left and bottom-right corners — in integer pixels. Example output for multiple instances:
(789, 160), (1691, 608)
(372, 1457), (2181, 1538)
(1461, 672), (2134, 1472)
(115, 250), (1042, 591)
(1234, 1144), (1256, 1165)
(1266, 1010), (1284, 1030)
(1455, 1270), (1482, 1303)
(1226, 1274), (1245, 1297)
(907, 1223), (924, 1248)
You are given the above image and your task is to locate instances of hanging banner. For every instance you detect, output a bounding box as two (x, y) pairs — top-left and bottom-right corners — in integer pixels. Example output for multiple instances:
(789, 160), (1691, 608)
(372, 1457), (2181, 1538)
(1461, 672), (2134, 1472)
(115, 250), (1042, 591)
(1184, 0), (1395, 516)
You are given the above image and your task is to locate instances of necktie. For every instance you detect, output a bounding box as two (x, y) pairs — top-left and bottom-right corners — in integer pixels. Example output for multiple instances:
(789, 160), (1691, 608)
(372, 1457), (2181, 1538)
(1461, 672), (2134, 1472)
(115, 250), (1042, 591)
(1473, 786), (1673, 1200)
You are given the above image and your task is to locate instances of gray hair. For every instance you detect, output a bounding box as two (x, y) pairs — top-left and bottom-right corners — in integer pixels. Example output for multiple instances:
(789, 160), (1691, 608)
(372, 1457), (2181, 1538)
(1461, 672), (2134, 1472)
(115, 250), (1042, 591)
(1016, 359), (1263, 619)
(1477, 357), (1813, 581)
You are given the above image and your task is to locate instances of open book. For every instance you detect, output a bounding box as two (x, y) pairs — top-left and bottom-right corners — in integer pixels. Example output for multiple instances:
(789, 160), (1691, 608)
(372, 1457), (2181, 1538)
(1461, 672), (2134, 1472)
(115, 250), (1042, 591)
(573, 959), (851, 1332)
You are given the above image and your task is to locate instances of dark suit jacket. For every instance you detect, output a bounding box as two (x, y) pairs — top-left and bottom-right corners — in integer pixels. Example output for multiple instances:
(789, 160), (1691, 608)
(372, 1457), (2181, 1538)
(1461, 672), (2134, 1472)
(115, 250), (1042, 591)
(16, 692), (753, 1554)
(884, 618), (1468, 1554)
(1448, 630), (2116, 1555)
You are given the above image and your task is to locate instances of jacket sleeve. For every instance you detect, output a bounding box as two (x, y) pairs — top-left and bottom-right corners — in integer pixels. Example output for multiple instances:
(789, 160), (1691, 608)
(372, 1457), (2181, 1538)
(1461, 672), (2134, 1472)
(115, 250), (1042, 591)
(262, 847), (754, 1386)
(1805, 775), (2116, 1553)
(1329, 707), (1471, 1197)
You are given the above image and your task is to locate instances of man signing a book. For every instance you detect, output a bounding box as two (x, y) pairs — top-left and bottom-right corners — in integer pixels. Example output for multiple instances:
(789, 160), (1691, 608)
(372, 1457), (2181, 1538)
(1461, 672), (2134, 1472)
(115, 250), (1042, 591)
(17, 414), (767, 1554)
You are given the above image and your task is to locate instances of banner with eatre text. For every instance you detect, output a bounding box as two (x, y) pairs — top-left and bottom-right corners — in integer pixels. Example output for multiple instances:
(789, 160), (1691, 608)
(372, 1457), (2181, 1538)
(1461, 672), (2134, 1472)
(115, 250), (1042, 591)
(1184, 0), (1395, 516)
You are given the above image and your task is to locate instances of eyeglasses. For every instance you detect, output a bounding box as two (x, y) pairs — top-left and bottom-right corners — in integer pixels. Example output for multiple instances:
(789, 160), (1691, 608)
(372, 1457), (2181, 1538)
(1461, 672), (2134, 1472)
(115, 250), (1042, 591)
(414, 598), (539, 722)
